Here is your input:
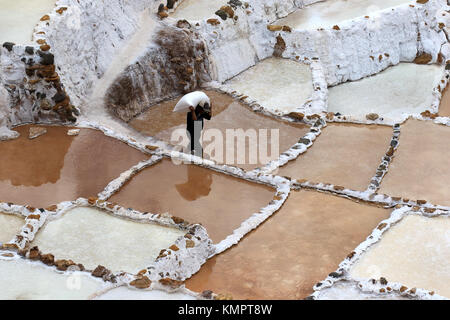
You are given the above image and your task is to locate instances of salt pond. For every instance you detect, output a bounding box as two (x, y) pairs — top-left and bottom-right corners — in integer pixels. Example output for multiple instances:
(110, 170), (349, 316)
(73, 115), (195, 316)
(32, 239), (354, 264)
(328, 63), (443, 122)
(0, 212), (24, 244)
(186, 191), (390, 299)
(379, 120), (450, 206)
(276, 0), (413, 30)
(0, 125), (147, 208)
(277, 123), (392, 191)
(130, 90), (310, 170)
(170, 0), (226, 21)
(109, 159), (275, 243)
(0, 0), (56, 44)
(225, 58), (313, 115)
(0, 258), (105, 300)
(32, 207), (185, 273)
(350, 214), (450, 298)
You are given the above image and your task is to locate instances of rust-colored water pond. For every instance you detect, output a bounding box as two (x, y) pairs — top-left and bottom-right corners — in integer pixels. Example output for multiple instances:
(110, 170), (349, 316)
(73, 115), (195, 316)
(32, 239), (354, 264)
(108, 159), (275, 243)
(186, 190), (390, 300)
(129, 91), (310, 171)
(0, 125), (147, 208)
(277, 123), (392, 191)
(379, 120), (450, 206)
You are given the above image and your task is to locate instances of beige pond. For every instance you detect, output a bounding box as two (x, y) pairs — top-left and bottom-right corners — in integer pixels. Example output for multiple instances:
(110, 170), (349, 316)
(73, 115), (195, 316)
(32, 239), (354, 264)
(379, 120), (450, 206)
(328, 63), (443, 121)
(350, 214), (450, 298)
(0, 258), (105, 300)
(32, 207), (185, 273)
(109, 159), (275, 244)
(0, 212), (24, 244)
(0, 0), (56, 44)
(277, 123), (392, 191)
(170, 0), (226, 21)
(0, 125), (147, 208)
(130, 90), (310, 171)
(186, 190), (390, 299)
(276, 0), (413, 30)
(225, 58), (313, 115)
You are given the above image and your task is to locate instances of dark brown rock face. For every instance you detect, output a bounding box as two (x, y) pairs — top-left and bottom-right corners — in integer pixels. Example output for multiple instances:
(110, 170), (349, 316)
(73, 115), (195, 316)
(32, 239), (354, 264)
(105, 25), (211, 122)
(273, 35), (286, 58)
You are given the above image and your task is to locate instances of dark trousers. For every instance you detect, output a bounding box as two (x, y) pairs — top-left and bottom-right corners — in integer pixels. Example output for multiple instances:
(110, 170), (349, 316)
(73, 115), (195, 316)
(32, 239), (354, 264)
(187, 128), (202, 157)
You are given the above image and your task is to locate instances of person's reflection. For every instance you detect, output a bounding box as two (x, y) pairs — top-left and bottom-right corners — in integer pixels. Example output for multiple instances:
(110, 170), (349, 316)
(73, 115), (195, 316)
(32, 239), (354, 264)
(175, 165), (212, 201)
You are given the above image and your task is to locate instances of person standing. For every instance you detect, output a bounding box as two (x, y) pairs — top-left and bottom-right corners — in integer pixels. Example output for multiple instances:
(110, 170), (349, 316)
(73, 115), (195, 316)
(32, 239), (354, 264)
(173, 91), (212, 157)
(186, 103), (211, 157)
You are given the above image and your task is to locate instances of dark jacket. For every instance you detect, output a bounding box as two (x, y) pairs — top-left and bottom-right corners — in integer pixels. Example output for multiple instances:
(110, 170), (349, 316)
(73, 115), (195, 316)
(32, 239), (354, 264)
(186, 105), (211, 133)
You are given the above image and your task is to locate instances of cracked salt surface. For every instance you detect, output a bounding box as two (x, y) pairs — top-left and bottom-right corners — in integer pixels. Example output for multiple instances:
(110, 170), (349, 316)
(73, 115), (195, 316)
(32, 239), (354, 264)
(170, 0), (226, 21)
(0, 212), (24, 244)
(328, 63), (443, 122)
(350, 215), (450, 298)
(276, 0), (413, 30)
(32, 207), (186, 273)
(0, 258), (105, 300)
(0, 0), (56, 44)
(225, 58), (313, 115)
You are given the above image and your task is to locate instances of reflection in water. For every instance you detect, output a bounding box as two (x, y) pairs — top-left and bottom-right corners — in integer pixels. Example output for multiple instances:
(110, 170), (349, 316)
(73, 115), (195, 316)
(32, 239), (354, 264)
(0, 125), (147, 207)
(130, 91), (309, 170)
(175, 166), (212, 201)
(0, 126), (73, 186)
(110, 159), (275, 243)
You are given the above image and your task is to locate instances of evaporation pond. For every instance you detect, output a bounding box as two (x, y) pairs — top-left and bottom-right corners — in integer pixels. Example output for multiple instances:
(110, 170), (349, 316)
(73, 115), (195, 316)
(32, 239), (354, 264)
(31, 207), (185, 273)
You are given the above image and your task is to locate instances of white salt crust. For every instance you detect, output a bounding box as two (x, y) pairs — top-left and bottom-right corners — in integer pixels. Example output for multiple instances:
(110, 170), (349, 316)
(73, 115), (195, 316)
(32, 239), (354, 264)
(276, 0), (414, 31)
(93, 285), (197, 300)
(350, 214), (450, 298)
(0, 256), (108, 300)
(31, 206), (186, 273)
(0, 212), (24, 244)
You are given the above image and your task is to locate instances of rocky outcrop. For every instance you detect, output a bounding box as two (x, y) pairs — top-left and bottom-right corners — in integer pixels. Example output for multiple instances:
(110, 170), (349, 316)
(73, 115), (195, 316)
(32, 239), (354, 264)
(105, 23), (210, 122)
(0, 44), (77, 139)
(37, 0), (165, 107)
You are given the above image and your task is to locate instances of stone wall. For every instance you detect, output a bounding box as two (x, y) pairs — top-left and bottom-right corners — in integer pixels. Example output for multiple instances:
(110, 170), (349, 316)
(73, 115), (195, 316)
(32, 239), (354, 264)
(0, 44), (77, 139)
